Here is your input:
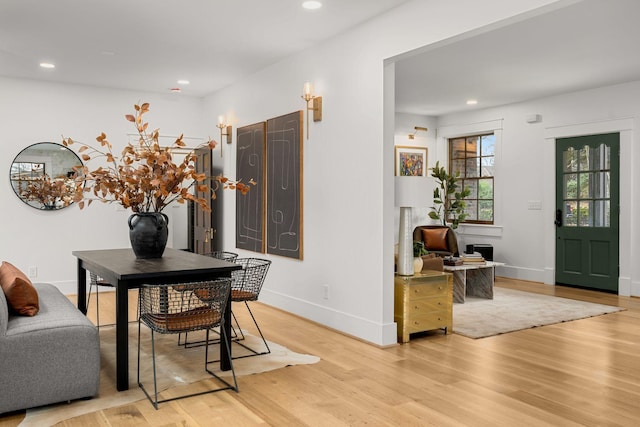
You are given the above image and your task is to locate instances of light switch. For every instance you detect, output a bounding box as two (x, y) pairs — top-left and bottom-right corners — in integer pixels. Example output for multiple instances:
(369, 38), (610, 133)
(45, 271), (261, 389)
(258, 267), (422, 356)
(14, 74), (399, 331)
(527, 200), (542, 210)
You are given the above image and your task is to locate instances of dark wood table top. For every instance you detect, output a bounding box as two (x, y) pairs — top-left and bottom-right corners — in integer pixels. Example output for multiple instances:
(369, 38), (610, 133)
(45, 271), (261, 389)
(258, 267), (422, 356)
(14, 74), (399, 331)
(72, 248), (241, 284)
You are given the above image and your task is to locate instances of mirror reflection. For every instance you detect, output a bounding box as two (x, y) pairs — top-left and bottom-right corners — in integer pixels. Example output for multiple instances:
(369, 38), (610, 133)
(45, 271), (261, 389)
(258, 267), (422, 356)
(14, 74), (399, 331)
(10, 142), (82, 210)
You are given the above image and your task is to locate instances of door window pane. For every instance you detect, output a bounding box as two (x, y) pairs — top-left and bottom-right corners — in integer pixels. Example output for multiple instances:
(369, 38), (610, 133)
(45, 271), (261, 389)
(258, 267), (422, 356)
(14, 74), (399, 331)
(602, 144), (610, 169)
(579, 146), (591, 171)
(563, 145), (611, 228)
(594, 171), (610, 198)
(564, 148), (578, 172)
(564, 174), (577, 199)
(594, 200), (610, 227)
(578, 200), (593, 227)
(578, 172), (591, 198)
(565, 201), (577, 227)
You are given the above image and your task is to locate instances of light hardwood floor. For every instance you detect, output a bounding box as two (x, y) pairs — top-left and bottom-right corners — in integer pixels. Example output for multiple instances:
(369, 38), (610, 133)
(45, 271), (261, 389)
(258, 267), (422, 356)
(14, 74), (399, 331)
(2, 277), (640, 426)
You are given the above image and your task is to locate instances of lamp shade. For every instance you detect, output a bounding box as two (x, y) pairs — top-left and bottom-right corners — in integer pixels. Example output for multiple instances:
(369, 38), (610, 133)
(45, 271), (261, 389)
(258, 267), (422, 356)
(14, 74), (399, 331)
(395, 176), (431, 276)
(394, 176), (430, 207)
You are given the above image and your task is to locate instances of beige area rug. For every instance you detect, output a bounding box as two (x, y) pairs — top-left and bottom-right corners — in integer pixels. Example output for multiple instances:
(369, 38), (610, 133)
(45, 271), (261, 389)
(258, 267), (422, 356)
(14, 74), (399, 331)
(20, 324), (319, 427)
(453, 287), (624, 339)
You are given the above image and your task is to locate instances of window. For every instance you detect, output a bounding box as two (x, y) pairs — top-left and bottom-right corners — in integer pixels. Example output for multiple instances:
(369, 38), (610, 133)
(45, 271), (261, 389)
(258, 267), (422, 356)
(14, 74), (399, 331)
(449, 133), (495, 224)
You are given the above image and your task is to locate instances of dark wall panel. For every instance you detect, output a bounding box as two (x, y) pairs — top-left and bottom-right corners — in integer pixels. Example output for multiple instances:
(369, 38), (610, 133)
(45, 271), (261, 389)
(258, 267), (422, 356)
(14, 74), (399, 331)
(236, 122), (266, 253)
(266, 111), (303, 259)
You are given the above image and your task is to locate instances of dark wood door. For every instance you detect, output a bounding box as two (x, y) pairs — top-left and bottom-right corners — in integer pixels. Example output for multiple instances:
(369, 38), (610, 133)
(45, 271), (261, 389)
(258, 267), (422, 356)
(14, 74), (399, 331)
(193, 146), (213, 254)
(555, 133), (619, 292)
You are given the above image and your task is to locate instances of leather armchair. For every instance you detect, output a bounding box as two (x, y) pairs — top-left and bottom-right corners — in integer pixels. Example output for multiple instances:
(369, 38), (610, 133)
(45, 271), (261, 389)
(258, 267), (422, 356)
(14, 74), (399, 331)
(413, 225), (460, 257)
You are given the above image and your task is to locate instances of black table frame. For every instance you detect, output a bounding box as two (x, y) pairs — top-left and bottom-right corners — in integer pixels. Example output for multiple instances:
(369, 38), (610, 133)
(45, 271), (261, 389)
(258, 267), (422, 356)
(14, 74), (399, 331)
(73, 248), (241, 391)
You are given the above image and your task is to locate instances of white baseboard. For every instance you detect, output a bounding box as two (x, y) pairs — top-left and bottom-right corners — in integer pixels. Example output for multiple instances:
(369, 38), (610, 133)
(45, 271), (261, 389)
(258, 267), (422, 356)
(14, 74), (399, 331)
(260, 289), (398, 347)
(496, 265), (546, 283)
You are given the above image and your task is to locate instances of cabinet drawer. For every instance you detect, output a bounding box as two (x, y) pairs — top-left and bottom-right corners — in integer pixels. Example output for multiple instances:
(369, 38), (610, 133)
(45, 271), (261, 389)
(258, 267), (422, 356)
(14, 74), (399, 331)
(407, 297), (449, 315)
(409, 282), (448, 298)
(407, 311), (450, 333)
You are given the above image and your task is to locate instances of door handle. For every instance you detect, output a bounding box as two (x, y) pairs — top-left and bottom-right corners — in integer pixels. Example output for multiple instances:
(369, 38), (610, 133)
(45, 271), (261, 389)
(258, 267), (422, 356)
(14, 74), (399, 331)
(204, 228), (216, 242)
(554, 209), (563, 227)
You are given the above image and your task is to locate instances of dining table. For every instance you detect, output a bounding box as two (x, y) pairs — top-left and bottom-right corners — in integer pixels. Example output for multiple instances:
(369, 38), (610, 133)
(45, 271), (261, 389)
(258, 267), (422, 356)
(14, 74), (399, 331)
(73, 247), (241, 391)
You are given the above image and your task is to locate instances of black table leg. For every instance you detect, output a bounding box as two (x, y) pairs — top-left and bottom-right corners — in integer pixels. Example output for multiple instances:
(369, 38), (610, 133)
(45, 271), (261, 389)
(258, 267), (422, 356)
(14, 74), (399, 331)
(115, 281), (129, 391)
(220, 289), (232, 371)
(77, 262), (87, 314)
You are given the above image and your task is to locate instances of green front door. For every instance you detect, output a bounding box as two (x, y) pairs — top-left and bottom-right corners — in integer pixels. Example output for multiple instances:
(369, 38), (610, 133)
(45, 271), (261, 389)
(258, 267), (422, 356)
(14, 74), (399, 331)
(555, 133), (619, 292)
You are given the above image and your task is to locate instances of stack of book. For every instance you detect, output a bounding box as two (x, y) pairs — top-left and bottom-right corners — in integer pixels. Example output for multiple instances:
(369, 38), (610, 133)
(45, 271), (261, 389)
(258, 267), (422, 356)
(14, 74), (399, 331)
(443, 256), (463, 266)
(461, 252), (486, 265)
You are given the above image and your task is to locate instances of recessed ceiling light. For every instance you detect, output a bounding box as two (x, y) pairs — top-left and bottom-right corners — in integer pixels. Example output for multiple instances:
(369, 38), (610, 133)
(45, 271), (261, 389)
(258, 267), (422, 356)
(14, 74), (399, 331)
(177, 80), (190, 85)
(39, 62), (55, 69)
(302, 1), (322, 10)
(466, 99), (478, 105)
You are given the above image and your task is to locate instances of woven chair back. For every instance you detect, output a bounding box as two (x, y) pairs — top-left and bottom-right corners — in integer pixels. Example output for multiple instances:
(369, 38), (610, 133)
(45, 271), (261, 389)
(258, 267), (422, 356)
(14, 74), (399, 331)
(139, 279), (231, 334)
(205, 251), (239, 263)
(231, 258), (271, 302)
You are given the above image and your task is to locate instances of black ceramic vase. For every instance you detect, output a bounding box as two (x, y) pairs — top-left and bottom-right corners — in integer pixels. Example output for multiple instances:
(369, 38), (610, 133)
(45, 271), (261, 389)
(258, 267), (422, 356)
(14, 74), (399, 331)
(128, 212), (169, 259)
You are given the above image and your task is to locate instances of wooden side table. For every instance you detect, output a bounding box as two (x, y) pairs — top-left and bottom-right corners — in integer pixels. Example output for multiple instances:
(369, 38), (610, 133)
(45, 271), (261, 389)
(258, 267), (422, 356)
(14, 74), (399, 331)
(394, 271), (453, 343)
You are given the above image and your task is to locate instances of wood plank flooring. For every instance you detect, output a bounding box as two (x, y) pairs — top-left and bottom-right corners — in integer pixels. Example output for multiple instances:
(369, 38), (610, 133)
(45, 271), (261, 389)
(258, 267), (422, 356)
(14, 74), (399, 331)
(2, 277), (640, 426)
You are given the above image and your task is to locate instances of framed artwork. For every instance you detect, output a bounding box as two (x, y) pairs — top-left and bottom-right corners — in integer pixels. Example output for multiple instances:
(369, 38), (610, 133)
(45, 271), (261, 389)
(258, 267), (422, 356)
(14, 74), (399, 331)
(266, 111), (304, 260)
(236, 122), (267, 253)
(395, 145), (428, 176)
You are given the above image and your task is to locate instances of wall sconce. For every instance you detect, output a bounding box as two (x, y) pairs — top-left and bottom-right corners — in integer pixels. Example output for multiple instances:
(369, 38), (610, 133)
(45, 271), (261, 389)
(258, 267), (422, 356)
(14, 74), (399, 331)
(301, 82), (322, 139)
(408, 126), (428, 140)
(216, 115), (232, 157)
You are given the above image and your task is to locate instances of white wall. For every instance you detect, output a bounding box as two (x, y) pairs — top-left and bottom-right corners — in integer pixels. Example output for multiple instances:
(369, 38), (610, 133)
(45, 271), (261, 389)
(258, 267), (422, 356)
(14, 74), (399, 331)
(393, 113), (439, 243)
(436, 80), (640, 296)
(0, 77), (205, 293)
(0, 0), (568, 346)
(202, 0), (567, 345)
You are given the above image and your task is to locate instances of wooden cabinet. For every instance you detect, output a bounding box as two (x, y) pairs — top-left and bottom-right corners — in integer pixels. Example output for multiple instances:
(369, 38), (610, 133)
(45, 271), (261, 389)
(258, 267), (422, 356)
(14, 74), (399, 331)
(394, 271), (453, 343)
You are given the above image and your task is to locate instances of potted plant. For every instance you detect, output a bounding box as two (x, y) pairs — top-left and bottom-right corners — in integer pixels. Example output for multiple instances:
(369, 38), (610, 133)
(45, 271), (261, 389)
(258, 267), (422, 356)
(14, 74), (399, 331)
(413, 240), (428, 273)
(63, 102), (253, 258)
(428, 160), (470, 230)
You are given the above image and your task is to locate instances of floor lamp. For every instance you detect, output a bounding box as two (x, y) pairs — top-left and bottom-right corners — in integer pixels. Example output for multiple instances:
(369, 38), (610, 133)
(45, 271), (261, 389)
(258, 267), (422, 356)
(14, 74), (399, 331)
(395, 176), (430, 276)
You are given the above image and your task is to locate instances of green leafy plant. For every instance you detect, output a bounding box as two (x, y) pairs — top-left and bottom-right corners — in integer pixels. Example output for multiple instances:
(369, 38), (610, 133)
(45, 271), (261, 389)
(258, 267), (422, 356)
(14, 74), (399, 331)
(413, 240), (428, 258)
(428, 160), (471, 230)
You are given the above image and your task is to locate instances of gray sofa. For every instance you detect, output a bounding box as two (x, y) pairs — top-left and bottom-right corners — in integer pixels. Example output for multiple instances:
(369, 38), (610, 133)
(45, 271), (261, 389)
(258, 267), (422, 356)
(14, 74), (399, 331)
(0, 283), (100, 414)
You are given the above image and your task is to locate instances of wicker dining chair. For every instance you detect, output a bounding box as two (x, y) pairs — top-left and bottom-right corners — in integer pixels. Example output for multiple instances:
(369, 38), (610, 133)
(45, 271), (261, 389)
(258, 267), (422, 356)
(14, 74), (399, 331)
(137, 278), (238, 409)
(86, 272), (114, 328)
(226, 257), (272, 359)
(178, 251), (239, 348)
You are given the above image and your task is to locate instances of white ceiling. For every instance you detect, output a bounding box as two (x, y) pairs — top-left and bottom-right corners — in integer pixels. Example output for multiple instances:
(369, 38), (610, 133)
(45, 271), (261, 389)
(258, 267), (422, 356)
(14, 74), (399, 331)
(3, 1), (640, 117)
(395, 0), (640, 116)
(0, 0), (410, 97)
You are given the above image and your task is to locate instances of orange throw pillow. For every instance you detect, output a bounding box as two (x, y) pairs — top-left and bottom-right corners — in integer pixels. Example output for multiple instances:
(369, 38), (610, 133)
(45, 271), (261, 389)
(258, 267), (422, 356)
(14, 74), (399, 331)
(0, 261), (39, 316)
(421, 228), (449, 251)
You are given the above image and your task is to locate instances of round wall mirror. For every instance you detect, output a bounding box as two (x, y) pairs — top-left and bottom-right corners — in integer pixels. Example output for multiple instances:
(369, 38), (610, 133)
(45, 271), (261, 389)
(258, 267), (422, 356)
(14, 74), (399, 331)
(10, 142), (83, 210)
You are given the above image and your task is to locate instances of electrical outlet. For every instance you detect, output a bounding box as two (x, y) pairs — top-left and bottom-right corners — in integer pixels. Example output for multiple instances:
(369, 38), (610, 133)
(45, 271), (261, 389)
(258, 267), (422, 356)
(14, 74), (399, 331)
(322, 284), (329, 300)
(28, 266), (38, 278)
